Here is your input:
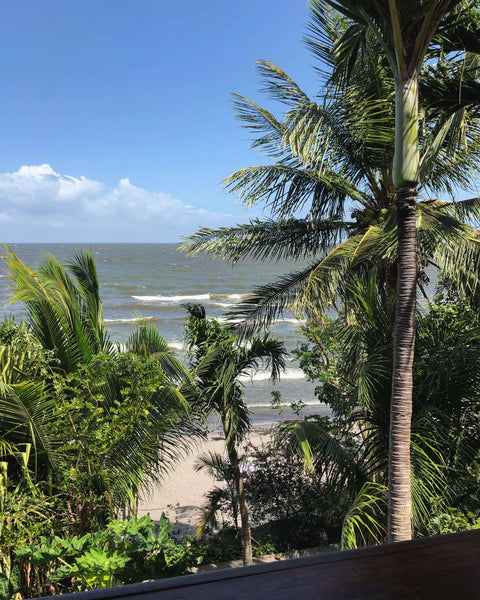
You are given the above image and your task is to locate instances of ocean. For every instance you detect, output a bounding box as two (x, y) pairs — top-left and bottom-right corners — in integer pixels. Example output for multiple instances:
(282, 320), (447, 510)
(0, 243), (331, 425)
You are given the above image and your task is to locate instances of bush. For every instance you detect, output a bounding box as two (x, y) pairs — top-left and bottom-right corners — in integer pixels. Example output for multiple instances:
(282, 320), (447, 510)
(242, 442), (341, 549)
(12, 514), (193, 597)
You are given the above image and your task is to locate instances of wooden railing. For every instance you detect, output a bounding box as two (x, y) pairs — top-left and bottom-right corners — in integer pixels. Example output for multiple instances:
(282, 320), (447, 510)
(43, 529), (480, 599)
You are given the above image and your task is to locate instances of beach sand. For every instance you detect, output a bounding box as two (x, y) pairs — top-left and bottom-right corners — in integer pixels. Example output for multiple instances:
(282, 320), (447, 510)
(137, 426), (273, 538)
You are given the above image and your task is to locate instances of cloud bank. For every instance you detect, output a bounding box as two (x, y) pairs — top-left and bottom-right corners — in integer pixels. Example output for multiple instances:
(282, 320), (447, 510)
(0, 164), (235, 242)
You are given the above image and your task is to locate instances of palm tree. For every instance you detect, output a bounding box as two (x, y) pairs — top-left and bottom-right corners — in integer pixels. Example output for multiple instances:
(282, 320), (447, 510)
(183, 304), (287, 565)
(182, 50), (480, 333)
(182, 2), (480, 541)
(4, 246), (113, 374)
(315, 0), (480, 543)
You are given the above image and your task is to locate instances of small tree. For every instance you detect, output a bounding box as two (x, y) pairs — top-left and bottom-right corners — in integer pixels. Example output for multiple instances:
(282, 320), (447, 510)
(183, 304), (286, 565)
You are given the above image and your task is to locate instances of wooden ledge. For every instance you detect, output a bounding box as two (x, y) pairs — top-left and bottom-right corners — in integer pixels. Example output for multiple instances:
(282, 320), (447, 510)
(41, 529), (480, 600)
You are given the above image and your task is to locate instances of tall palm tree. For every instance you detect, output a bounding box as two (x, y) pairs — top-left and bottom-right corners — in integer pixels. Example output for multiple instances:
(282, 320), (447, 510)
(182, 1), (480, 542)
(183, 304), (287, 565)
(317, 0), (478, 543)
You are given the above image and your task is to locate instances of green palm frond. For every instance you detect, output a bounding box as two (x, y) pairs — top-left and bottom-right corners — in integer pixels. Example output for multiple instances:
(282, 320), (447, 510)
(0, 381), (57, 471)
(341, 482), (387, 549)
(224, 164), (360, 219)
(103, 374), (199, 507)
(181, 218), (350, 263)
(231, 93), (288, 161)
(194, 450), (231, 479)
(236, 335), (287, 383)
(410, 433), (448, 531)
(227, 263), (319, 335)
(4, 246), (113, 373)
(123, 317), (191, 384)
(275, 418), (366, 492)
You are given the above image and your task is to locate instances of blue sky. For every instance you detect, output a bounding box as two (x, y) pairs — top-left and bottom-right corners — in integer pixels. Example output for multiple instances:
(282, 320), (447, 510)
(0, 0), (318, 243)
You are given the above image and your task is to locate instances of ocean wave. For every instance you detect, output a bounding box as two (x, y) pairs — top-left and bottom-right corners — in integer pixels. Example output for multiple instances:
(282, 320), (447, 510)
(208, 293), (248, 307)
(269, 317), (306, 326)
(217, 317), (243, 325)
(247, 399), (324, 408)
(132, 293), (210, 303)
(105, 316), (159, 324)
(168, 342), (184, 351)
(239, 368), (306, 383)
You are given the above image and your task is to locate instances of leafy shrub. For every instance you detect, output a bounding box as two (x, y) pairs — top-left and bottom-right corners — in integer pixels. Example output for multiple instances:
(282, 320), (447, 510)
(242, 442), (341, 549)
(425, 503), (480, 536)
(14, 514), (192, 596)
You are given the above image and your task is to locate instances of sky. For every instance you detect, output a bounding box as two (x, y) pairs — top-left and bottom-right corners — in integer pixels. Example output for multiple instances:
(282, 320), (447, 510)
(0, 0), (319, 243)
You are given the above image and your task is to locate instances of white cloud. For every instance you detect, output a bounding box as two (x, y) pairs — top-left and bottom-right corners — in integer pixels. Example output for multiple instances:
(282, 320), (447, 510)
(0, 164), (237, 242)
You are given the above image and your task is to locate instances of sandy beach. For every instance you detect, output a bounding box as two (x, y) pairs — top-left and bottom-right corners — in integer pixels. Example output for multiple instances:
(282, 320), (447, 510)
(137, 426), (274, 538)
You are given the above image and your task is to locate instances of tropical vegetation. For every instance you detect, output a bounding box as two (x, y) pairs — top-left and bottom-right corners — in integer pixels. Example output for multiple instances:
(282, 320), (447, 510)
(0, 249), (202, 597)
(181, 0), (480, 541)
(3, 0), (480, 597)
(183, 303), (286, 565)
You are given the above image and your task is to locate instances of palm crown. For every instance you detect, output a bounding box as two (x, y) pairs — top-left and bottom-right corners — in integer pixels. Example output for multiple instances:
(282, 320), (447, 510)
(182, 19), (480, 331)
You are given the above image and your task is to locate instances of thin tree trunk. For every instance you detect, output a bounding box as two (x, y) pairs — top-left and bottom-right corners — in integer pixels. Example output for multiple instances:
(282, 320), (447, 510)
(388, 184), (417, 542)
(230, 451), (253, 566)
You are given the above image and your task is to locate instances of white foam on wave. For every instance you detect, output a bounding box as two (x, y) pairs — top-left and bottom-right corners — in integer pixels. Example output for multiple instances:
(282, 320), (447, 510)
(168, 342), (183, 351)
(209, 293), (248, 307)
(211, 302), (235, 308)
(217, 317), (243, 325)
(132, 293), (210, 303)
(239, 368), (306, 383)
(227, 294), (247, 300)
(272, 317), (306, 326)
(105, 316), (158, 323)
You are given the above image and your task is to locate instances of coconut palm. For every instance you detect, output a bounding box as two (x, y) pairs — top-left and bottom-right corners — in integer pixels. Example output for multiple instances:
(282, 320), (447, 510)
(315, 0), (480, 544)
(182, 2), (480, 541)
(183, 304), (287, 565)
(182, 45), (480, 334)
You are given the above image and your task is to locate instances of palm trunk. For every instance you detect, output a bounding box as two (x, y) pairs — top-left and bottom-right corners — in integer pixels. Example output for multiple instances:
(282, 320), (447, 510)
(229, 449), (253, 566)
(388, 184), (417, 542)
(387, 64), (420, 543)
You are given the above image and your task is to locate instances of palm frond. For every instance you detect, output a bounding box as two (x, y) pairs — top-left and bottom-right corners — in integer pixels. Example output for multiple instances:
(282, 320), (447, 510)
(341, 482), (387, 549)
(180, 218), (350, 264)
(123, 317), (191, 384)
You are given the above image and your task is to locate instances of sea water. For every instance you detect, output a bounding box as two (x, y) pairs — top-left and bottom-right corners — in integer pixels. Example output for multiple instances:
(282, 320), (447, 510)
(0, 243), (331, 424)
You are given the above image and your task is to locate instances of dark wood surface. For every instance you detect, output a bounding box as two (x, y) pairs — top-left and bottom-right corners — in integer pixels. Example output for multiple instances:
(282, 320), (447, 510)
(41, 529), (480, 600)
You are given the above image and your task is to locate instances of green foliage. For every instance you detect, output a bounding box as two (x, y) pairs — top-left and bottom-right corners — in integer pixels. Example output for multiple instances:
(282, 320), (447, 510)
(50, 351), (195, 525)
(289, 289), (480, 546)
(4, 246), (114, 374)
(0, 455), (69, 599)
(14, 514), (192, 595)
(341, 483), (387, 549)
(183, 304), (286, 449)
(0, 251), (203, 597)
(425, 503), (480, 536)
(242, 442), (341, 549)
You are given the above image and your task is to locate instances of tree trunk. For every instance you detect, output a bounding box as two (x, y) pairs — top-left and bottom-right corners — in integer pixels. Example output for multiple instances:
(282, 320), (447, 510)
(230, 452), (253, 566)
(388, 184), (417, 542)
